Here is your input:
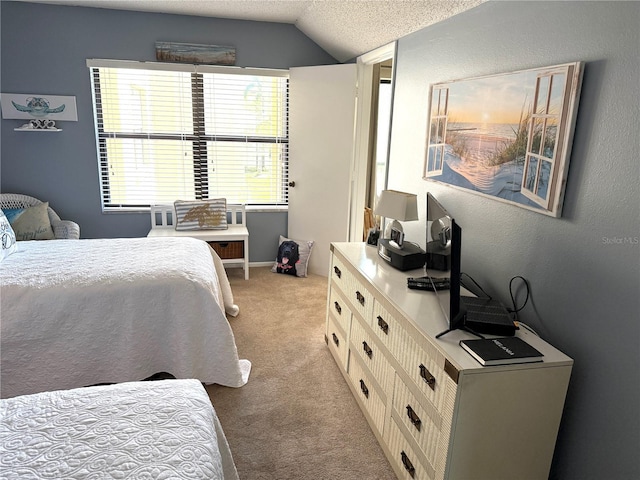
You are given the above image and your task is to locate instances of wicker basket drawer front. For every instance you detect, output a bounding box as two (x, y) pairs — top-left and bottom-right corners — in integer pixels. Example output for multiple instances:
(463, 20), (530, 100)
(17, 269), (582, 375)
(209, 240), (244, 259)
(347, 354), (386, 436)
(328, 287), (352, 336)
(387, 417), (434, 480)
(350, 319), (393, 394)
(327, 315), (348, 369)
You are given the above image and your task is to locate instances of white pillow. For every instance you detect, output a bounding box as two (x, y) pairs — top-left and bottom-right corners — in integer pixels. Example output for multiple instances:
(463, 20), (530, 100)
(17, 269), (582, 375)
(0, 209), (18, 261)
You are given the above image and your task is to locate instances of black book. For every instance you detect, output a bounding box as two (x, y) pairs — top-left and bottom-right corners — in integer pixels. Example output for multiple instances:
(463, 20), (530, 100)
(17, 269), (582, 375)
(459, 337), (543, 366)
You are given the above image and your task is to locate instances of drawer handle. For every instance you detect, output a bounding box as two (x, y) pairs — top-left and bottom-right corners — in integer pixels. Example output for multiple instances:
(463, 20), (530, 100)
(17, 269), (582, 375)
(334, 301), (342, 315)
(332, 333), (339, 347)
(401, 451), (416, 478)
(362, 341), (373, 359)
(406, 405), (422, 432)
(419, 364), (436, 390)
(377, 316), (389, 335)
(359, 379), (369, 398)
(334, 266), (342, 278)
(355, 290), (365, 306)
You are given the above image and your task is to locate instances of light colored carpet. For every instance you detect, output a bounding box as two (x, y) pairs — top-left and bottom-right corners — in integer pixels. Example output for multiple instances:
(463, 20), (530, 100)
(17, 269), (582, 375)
(207, 266), (396, 480)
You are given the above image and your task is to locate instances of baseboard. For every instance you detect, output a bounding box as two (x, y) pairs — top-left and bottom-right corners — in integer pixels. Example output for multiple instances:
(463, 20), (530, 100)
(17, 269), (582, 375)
(225, 261), (273, 269)
(249, 261), (274, 268)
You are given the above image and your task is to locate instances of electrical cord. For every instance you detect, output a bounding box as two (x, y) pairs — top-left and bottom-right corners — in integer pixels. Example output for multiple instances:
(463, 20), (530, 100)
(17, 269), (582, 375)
(508, 275), (530, 315)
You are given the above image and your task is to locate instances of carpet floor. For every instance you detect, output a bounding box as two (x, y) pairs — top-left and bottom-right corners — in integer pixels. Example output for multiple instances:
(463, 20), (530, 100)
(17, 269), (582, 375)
(207, 266), (396, 480)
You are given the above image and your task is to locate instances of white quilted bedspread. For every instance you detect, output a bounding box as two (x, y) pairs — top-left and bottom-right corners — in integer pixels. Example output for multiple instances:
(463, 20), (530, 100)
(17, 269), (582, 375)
(0, 379), (239, 480)
(0, 238), (250, 399)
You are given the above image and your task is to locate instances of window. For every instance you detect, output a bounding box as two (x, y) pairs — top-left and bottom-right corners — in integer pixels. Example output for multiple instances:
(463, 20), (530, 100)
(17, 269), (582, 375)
(425, 86), (449, 176)
(521, 70), (566, 207)
(87, 60), (289, 211)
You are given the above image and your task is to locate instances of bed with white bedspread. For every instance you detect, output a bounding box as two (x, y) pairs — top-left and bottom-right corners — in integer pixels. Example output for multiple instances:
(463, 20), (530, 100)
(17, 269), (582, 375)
(0, 379), (239, 479)
(0, 237), (250, 399)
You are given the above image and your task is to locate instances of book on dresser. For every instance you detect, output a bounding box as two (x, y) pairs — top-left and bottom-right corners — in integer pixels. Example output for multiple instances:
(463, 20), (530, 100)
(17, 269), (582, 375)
(459, 336), (543, 366)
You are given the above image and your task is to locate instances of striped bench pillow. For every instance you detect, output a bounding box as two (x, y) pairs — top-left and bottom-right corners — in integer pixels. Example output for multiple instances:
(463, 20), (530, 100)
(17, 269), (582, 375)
(174, 199), (228, 231)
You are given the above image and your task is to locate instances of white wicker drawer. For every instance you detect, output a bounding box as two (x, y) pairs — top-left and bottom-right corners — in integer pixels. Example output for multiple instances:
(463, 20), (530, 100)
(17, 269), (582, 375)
(350, 319), (393, 394)
(393, 373), (444, 472)
(371, 299), (403, 358)
(394, 327), (450, 413)
(345, 272), (374, 323)
(329, 286), (352, 336)
(330, 253), (350, 296)
(387, 417), (434, 480)
(347, 353), (386, 436)
(327, 315), (348, 369)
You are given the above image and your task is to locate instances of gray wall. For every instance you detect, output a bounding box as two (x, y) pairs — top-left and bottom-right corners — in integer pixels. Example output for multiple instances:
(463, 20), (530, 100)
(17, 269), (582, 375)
(0, 1), (336, 261)
(389, 2), (639, 479)
(2, 1), (639, 478)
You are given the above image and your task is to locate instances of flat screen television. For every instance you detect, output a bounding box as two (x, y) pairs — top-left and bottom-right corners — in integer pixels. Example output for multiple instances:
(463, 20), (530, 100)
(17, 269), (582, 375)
(425, 193), (464, 336)
(435, 217), (470, 337)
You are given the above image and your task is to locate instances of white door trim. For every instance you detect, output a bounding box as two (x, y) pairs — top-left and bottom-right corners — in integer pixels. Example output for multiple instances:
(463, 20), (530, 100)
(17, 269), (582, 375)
(349, 42), (397, 242)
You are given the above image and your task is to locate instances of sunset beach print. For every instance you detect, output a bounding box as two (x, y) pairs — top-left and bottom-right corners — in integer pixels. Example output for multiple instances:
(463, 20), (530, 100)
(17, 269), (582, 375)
(424, 62), (583, 216)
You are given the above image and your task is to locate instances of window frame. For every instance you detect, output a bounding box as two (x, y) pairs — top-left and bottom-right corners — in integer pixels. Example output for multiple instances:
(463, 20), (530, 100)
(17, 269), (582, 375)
(87, 59), (290, 212)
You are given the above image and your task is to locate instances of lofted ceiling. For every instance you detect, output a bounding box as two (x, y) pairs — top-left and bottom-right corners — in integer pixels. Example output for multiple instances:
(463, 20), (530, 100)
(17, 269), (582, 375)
(13, 0), (486, 62)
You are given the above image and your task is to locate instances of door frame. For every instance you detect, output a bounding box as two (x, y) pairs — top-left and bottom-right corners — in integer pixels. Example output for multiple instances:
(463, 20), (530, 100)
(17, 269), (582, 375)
(349, 42), (397, 242)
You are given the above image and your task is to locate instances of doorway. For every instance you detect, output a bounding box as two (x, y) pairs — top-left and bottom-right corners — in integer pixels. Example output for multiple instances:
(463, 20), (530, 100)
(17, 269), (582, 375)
(366, 59), (394, 230)
(349, 42), (396, 242)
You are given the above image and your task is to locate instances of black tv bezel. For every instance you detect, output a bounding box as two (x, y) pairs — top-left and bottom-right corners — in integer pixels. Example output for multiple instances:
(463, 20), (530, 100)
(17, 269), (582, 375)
(427, 193), (479, 339)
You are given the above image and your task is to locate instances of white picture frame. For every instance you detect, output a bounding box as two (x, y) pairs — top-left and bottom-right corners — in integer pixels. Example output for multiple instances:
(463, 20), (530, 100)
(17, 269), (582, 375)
(424, 62), (584, 217)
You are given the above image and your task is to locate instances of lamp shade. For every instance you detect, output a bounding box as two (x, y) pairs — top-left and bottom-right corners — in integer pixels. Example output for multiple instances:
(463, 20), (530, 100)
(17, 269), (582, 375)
(374, 190), (419, 221)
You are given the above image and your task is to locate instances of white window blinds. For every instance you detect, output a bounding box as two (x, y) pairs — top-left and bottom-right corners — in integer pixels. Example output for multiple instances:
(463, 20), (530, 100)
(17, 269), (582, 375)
(87, 59), (289, 210)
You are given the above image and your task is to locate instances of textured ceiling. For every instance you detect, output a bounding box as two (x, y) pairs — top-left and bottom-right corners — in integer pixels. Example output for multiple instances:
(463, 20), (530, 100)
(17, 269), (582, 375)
(13, 0), (485, 62)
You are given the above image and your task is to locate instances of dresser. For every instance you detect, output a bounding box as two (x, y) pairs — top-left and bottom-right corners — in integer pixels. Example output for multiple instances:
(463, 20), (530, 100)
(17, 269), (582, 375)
(325, 242), (573, 480)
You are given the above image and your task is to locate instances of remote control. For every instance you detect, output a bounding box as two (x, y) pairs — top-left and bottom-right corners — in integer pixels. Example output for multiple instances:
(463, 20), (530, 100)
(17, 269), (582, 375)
(407, 276), (450, 291)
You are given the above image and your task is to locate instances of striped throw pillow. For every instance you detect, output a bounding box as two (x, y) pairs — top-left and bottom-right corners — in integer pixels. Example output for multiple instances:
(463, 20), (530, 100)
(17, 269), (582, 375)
(174, 199), (228, 231)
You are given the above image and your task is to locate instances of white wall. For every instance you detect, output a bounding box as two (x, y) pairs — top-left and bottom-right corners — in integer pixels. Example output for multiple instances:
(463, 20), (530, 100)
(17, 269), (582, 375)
(387, 1), (639, 478)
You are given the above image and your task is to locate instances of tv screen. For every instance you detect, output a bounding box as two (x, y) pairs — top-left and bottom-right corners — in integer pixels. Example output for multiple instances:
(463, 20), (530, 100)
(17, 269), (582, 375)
(426, 193), (465, 337)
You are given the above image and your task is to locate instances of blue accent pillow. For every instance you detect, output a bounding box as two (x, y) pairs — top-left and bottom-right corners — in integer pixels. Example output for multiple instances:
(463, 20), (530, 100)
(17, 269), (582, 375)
(3, 208), (24, 223)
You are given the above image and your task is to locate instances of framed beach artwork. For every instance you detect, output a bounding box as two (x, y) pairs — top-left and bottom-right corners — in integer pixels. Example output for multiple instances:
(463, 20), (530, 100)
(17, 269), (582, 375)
(423, 62), (583, 217)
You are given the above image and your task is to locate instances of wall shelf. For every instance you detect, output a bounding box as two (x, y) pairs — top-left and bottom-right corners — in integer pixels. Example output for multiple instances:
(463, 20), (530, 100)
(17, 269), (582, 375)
(14, 127), (62, 132)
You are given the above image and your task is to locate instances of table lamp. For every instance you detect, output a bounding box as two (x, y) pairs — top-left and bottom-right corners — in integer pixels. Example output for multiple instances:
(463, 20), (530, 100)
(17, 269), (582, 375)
(375, 189), (419, 248)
